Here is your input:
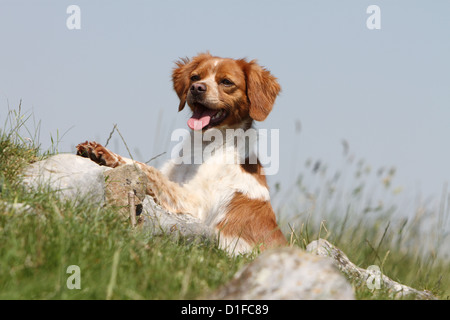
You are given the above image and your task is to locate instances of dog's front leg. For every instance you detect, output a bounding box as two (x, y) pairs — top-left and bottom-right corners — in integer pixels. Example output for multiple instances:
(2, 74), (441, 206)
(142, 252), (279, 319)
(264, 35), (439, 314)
(137, 164), (201, 216)
(76, 141), (200, 217)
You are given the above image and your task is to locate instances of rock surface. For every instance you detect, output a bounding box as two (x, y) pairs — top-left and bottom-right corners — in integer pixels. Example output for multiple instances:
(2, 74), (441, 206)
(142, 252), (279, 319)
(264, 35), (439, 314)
(103, 164), (149, 218)
(21, 153), (110, 205)
(140, 195), (214, 241)
(306, 239), (437, 300)
(211, 246), (355, 300)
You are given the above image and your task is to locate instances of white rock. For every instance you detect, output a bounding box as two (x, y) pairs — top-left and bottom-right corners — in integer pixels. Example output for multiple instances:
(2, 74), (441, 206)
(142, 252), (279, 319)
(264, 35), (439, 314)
(21, 153), (110, 205)
(211, 247), (355, 300)
(306, 239), (437, 300)
(140, 195), (214, 241)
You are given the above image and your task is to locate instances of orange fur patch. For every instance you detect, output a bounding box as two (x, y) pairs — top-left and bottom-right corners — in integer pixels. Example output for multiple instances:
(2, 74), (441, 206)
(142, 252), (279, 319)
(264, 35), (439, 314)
(217, 192), (287, 250)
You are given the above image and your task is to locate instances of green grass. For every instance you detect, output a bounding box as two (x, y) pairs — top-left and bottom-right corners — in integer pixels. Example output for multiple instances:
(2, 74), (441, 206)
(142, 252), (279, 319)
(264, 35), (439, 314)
(0, 202), (248, 299)
(0, 107), (448, 299)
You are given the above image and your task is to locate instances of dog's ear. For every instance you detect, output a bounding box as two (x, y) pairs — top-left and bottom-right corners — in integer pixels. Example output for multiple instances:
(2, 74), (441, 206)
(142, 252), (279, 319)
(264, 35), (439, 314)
(172, 57), (192, 112)
(244, 60), (281, 121)
(172, 53), (212, 112)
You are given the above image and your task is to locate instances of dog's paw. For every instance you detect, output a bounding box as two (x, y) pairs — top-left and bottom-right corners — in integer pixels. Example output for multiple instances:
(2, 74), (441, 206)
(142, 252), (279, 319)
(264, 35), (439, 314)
(76, 141), (122, 167)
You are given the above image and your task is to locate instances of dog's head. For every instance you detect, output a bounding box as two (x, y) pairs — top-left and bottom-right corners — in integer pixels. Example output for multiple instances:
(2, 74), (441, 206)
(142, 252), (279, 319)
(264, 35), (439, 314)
(172, 53), (281, 131)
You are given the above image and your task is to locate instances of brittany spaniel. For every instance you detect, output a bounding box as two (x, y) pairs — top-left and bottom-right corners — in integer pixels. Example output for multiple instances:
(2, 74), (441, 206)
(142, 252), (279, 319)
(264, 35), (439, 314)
(76, 53), (287, 254)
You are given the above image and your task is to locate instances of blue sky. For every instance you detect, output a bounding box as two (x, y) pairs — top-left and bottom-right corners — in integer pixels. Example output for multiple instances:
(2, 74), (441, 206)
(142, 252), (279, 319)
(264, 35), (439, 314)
(1, 1), (449, 211)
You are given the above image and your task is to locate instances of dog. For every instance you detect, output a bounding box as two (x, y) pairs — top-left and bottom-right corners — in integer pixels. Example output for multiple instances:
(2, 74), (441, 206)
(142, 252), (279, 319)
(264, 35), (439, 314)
(76, 53), (287, 254)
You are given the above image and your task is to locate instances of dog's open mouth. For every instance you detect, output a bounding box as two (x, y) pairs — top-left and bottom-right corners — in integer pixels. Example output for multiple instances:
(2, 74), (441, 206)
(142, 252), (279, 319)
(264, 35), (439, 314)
(187, 104), (228, 130)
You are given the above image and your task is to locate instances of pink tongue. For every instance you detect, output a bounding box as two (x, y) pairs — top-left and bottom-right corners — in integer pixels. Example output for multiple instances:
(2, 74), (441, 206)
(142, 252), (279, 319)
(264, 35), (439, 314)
(187, 108), (217, 130)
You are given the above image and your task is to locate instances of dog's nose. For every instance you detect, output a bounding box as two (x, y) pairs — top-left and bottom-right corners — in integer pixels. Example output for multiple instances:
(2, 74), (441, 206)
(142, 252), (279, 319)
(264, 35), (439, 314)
(190, 83), (207, 95)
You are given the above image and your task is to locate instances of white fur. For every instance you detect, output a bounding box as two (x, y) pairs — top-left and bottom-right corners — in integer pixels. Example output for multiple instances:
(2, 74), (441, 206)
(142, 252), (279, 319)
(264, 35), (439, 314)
(160, 128), (269, 228)
(218, 235), (253, 255)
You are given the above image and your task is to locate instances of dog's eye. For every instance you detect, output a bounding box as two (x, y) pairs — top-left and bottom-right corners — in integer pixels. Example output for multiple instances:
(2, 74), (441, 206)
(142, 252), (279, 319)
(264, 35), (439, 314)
(221, 79), (234, 86)
(190, 75), (200, 82)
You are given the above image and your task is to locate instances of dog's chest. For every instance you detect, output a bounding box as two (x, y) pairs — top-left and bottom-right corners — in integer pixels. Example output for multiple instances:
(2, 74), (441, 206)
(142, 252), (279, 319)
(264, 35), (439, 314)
(161, 158), (270, 202)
